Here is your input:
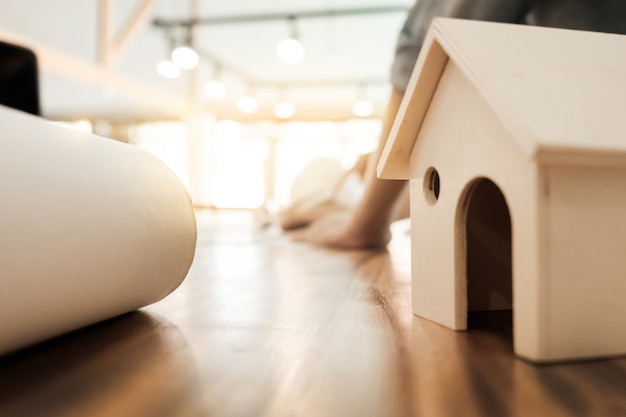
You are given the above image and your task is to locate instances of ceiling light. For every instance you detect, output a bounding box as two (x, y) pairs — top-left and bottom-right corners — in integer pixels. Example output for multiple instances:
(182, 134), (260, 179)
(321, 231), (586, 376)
(352, 99), (374, 117)
(204, 80), (227, 98)
(156, 59), (182, 79)
(237, 95), (258, 114)
(274, 101), (295, 119)
(171, 45), (199, 70)
(276, 38), (304, 64)
(276, 16), (304, 64)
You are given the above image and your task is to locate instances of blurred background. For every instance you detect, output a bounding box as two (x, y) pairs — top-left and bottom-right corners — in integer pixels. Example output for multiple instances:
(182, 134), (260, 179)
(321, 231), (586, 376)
(0, 0), (412, 210)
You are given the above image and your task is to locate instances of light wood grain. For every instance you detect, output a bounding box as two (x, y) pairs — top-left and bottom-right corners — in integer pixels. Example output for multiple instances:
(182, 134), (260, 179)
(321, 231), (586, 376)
(0, 210), (625, 416)
(378, 18), (626, 362)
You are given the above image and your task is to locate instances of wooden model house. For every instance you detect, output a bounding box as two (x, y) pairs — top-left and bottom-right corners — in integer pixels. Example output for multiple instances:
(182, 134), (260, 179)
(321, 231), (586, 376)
(377, 18), (626, 362)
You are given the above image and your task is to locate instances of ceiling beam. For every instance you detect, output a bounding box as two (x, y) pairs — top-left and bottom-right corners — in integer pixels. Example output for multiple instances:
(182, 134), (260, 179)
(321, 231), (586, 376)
(99, 0), (113, 68)
(99, 0), (155, 68)
(110, 0), (154, 66)
(153, 5), (410, 28)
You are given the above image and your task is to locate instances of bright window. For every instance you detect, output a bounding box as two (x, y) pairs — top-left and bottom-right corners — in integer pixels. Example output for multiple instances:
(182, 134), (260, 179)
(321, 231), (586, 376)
(128, 118), (380, 209)
(129, 121), (190, 190)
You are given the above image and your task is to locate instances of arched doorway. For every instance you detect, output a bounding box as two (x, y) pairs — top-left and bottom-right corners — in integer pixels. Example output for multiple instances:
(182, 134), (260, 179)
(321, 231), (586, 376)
(456, 178), (512, 329)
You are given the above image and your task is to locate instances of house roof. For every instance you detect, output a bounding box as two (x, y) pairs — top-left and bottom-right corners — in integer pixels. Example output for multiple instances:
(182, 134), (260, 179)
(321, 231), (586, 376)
(378, 18), (626, 179)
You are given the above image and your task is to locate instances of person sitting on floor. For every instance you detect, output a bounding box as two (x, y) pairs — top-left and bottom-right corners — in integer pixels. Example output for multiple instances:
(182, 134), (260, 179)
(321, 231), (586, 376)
(279, 0), (626, 249)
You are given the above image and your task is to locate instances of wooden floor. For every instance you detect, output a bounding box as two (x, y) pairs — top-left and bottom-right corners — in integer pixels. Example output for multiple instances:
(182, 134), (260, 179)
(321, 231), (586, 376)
(1, 209), (626, 417)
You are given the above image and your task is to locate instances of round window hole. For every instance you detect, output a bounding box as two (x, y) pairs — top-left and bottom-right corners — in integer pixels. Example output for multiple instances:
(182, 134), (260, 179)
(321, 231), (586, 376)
(423, 167), (440, 205)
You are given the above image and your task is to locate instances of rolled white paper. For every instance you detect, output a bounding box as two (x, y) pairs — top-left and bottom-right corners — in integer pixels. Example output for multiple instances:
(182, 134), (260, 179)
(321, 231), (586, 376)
(0, 106), (197, 355)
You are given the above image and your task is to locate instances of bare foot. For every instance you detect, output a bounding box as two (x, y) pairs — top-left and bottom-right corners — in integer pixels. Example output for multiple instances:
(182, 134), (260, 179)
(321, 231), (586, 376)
(279, 200), (348, 231)
(288, 211), (391, 250)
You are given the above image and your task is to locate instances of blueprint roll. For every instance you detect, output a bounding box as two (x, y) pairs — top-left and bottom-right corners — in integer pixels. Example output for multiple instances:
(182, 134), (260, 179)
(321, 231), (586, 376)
(0, 106), (197, 355)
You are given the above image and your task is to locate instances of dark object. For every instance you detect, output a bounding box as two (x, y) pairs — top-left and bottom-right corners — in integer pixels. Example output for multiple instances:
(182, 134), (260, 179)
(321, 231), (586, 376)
(0, 40), (40, 116)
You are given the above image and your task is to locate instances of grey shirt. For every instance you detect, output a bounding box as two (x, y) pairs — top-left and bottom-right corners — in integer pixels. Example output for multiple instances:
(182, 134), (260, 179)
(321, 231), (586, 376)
(391, 0), (626, 91)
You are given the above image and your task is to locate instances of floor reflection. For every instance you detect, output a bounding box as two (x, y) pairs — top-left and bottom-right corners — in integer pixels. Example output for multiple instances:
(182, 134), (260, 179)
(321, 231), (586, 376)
(0, 311), (201, 416)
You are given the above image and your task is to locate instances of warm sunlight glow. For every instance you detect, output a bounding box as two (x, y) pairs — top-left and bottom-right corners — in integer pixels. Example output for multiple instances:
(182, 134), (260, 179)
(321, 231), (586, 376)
(273, 121), (380, 206)
(237, 95), (259, 114)
(351, 99), (375, 117)
(126, 119), (381, 210)
(130, 122), (189, 190)
(211, 120), (266, 208)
